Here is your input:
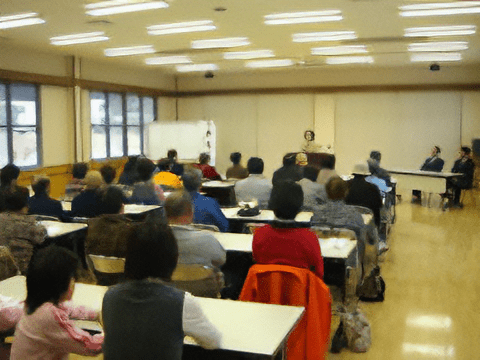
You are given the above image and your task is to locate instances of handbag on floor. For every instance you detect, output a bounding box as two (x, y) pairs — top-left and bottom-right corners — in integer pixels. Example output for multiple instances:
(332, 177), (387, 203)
(357, 265), (385, 302)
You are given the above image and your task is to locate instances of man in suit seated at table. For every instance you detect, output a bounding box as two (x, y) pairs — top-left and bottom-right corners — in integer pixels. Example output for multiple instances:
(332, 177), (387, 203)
(412, 146), (445, 203)
(234, 157), (272, 210)
(165, 190), (226, 298)
(272, 153), (302, 187)
(449, 146), (475, 208)
(182, 167), (229, 232)
(28, 176), (69, 221)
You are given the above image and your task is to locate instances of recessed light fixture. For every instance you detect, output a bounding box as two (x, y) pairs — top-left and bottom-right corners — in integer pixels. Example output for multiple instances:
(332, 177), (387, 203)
(191, 37), (250, 49)
(400, 2), (480, 17)
(50, 32), (109, 46)
(245, 59), (294, 68)
(404, 25), (476, 37)
(85, 0), (168, 16)
(147, 20), (216, 36)
(146, 56), (192, 65)
(325, 56), (374, 65)
(410, 52), (462, 62)
(176, 63), (219, 72)
(293, 31), (357, 42)
(105, 45), (155, 57)
(408, 41), (468, 52)
(311, 45), (367, 56)
(224, 50), (274, 60)
(264, 10), (342, 25)
(0, 12), (45, 30)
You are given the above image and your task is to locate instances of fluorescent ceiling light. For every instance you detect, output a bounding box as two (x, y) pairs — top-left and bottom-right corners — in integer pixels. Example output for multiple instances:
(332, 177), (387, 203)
(191, 37), (250, 49)
(312, 45), (367, 55)
(405, 25), (476, 37)
(408, 41), (468, 52)
(326, 56), (374, 65)
(245, 59), (294, 68)
(400, 2), (480, 17)
(224, 50), (275, 60)
(410, 52), (462, 62)
(265, 10), (342, 25)
(0, 12), (45, 30)
(105, 45), (155, 57)
(146, 56), (192, 65)
(86, 0), (168, 16)
(50, 32), (109, 46)
(147, 20), (216, 35)
(176, 64), (219, 72)
(293, 31), (357, 42)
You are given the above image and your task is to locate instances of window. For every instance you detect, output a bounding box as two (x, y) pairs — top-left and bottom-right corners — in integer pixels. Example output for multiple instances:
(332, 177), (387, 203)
(90, 91), (156, 159)
(0, 82), (41, 168)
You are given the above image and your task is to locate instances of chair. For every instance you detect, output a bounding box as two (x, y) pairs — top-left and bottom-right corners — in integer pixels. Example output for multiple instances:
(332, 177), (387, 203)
(245, 222), (268, 235)
(88, 254), (125, 286)
(170, 264), (221, 298)
(239, 264), (331, 360)
(190, 223), (220, 232)
(311, 226), (357, 241)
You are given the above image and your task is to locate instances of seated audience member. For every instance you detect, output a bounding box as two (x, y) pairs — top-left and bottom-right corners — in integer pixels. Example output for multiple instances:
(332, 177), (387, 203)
(100, 165), (116, 186)
(165, 190), (226, 297)
(0, 187), (46, 274)
(168, 149), (184, 177)
(153, 159), (183, 190)
(412, 146), (445, 202)
(297, 165), (327, 210)
(71, 170), (104, 218)
(130, 158), (165, 205)
(272, 153), (302, 186)
(449, 146), (475, 207)
(193, 153), (221, 181)
(234, 157), (272, 209)
(102, 220), (221, 359)
(0, 164), (21, 213)
(11, 246), (103, 359)
(64, 163), (88, 201)
(28, 176), (67, 220)
(316, 155), (337, 186)
(182, 167), (229, 232)
(345, 164), (383, 228)
(367, 151), (391, 183)
(118, 156), (139, 186)
(226, 152), (248, 179)
(253, 181), (324, 279)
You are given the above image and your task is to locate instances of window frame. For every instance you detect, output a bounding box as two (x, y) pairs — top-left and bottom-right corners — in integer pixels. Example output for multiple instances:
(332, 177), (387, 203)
(90, 91), (157, 160)
(0, 80), (42, 169)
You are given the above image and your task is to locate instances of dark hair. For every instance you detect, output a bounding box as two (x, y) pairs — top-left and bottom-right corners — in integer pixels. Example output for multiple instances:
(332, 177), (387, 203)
(461, 146), (471, 155)
(282, 153), (296, 167)
(101, 186), (124, 214)
(269, 181), (303, 220)
(157, 159), (171, 172)
(124, 220), (178, 281)
(32, 177), (50, 195)
(304, 130), (315, 141)
(322, 155), (336, 170)
(72, 163), (88, 180)
(182, 167), (202, 192)
(165, 190), (192, 219)
(167, 149), (177, 161)
(325, 176), (348, 200)
(199, 153), (210, 164)
(303, 166), (319, 182)
(100, 165), (116, 185)
(123, 156), (139, 172)
(26, 246), (79, 314)
(247, 157), (264, 174)
(230, 152), (241, 165)
(370, 151), (381, 161)
(1, 164), (20, 187)
(434, 146), (441, 154)
(4, 186), (29, 211)
(136, 158), (156, 182)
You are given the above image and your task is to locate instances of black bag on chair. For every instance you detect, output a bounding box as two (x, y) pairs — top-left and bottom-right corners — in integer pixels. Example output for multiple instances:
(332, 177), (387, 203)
(357, 266), (385, 302)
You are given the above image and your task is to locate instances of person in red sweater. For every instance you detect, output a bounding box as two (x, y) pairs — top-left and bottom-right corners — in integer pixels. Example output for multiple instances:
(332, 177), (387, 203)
(252, 180), (324, 279)
(193, 153), (221, 181)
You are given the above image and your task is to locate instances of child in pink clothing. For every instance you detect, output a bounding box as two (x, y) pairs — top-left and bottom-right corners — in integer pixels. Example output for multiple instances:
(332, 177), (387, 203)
(11, 246), (104, 360)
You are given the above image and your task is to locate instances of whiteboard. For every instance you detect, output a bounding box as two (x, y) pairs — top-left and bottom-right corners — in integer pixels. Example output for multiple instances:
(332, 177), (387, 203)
(145, 120), (216, 164)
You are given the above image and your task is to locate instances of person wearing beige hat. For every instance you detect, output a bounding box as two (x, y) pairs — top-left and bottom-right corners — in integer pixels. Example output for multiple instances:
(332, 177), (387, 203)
(71, 170), (104, 218)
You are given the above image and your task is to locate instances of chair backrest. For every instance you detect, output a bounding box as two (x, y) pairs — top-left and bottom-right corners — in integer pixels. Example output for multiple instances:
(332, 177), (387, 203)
(190, 223), (220, 232)
(0, 246), (19, 281)
(32, 215), (61, 222)
(88, 254), (125, 274)
(349, 205), (373, 216)
(171, 264), (215, 281)
(170, 264), (220, 298)
(311, 226), (357, 240)
(245, 222), (268, 235)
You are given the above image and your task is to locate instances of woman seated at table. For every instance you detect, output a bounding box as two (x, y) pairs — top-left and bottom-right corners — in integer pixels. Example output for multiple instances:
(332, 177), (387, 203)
(130, 158), (165, 205)
(252, 181), (324, 279)
(193, 153), (221, 181)
(102, 219), (221, 359)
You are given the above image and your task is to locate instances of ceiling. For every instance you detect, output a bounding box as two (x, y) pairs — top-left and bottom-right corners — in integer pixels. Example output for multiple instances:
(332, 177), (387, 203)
(1, 0), (480, 76)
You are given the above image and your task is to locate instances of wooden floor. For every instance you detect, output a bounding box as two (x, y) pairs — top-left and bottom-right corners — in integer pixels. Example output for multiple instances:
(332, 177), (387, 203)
(70, 189), (479, 360)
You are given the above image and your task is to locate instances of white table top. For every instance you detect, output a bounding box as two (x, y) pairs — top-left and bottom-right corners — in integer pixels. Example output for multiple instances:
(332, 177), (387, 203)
(201, 181), (236, 188)
(213, 232), (356, 259)
(388, 169), (461, 178)
(39, 220), (87, 238)
(62, 202), (160, 214)
(221, 207), (313, 223)
(0, 276), (304, 357)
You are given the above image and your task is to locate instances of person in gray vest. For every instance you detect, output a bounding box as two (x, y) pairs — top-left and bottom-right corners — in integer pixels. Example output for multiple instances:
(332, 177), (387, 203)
(102, 220), (221, 360)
